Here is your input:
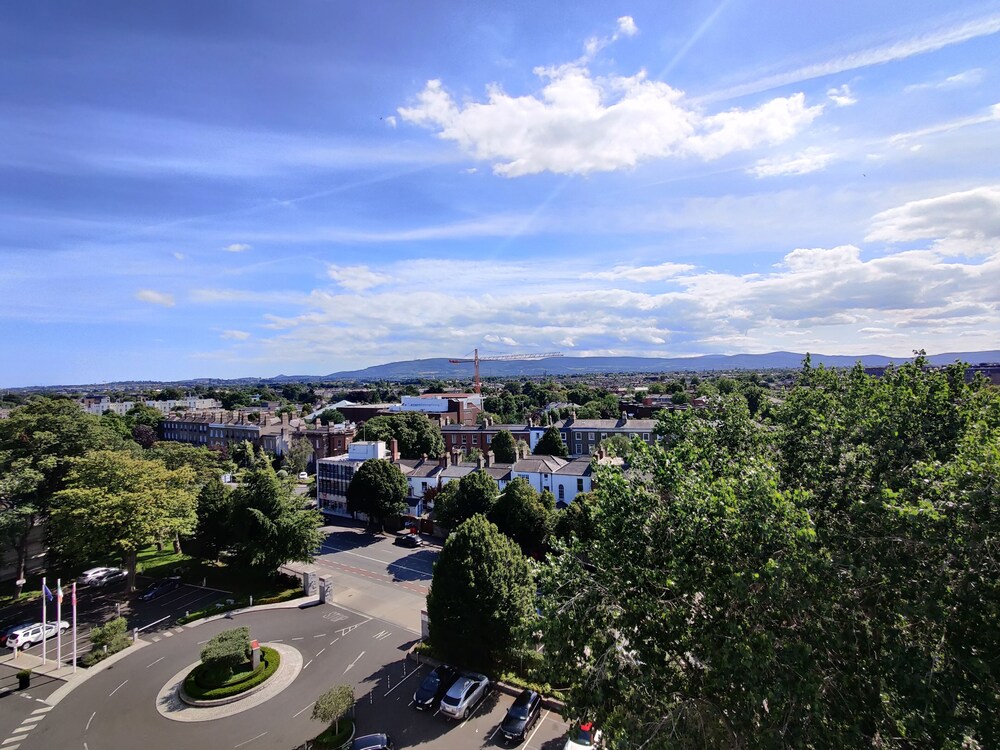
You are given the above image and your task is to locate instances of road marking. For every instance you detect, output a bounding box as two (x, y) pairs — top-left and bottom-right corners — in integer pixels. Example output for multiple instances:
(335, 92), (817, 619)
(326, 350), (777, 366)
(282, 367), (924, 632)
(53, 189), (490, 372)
(151, 636), (161, 642)
(459, 690), (491, 728)
(86, 711), (96, 731)
(271, 639), (284, 642)
(108, 680), (128, 697)
(17, 721), (38, 729)
(319, 542), (435, 577)
(343, 651), (365, 674)
(329, 637), (340, 646)
(163, 631), (173, 638)
(488, 724), (502, 740)
(313, 633), (327, 637)
(3, 736), (28, 744)
(292, 702), (315, 718)
(372, 629), (392, 640)
(197, 639), (209, 644)
(316, 648), (326, 657)
(233, 731), (268, 748)
(173, 627), (185, 634)
(146, 656), (166, 668)
(291, 637), (304, 641)
(524, 710), (549, 747)
(303, 659), (313, 670)
(383, 664), (422, 696)
(31, 707), (51, 715)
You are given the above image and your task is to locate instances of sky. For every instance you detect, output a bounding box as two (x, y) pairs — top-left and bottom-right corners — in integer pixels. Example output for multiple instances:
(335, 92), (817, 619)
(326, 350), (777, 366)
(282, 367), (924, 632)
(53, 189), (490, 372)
(2, 1), (1000, 386)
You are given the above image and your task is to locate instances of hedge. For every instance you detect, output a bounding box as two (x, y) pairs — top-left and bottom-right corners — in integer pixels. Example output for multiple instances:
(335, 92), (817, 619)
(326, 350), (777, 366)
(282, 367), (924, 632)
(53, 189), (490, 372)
(183, 645), (280, 700)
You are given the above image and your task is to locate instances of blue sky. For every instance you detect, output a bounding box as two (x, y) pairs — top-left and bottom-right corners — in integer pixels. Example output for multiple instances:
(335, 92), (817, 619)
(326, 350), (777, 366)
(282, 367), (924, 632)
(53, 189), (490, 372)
(3, 1), (999, 386)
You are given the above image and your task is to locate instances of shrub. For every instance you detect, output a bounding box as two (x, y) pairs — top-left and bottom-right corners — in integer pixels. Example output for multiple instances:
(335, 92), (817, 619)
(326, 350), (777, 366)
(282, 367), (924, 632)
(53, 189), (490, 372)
(200, 626), (251, 685)
(184, 645), (280, 700)
(313, 718), (355, 750)
(81, 617), (131, 667)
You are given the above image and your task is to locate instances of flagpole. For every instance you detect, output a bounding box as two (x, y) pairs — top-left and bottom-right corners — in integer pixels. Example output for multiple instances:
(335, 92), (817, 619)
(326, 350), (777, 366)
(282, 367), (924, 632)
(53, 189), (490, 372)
(41, 576), (47, 666)
(56, 578), (62, 666)
(72, 582), (78, 673)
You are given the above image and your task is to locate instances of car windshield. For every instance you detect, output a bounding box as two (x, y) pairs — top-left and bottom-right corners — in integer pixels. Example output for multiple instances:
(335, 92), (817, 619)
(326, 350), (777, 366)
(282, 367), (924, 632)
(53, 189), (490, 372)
(509, 706), (529, 720)
(422, 673), (440, 690)
(441, 694), (459, 706)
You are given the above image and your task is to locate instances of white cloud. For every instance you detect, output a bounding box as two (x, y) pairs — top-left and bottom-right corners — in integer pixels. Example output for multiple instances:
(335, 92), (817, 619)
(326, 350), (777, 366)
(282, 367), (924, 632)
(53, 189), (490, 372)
(326, 264), (390, 291)
(221, 329), (251, 340)
(384, 115), (397, 128)
(173, 252), (185, 260)
(888, 104), (1000, 145)
(866, 186), (1000, 255)
(584, 262), (695, 281)
(224, 243), (252, 253)
(484, 334), (519, 346)
(617, 16), (638, 37)
(135, 289), (175, 307)
(826, 84), (857, 106)
(749, 147), (836, 178)
(400, 67), (821, 176)
(905, 68), (985, 92)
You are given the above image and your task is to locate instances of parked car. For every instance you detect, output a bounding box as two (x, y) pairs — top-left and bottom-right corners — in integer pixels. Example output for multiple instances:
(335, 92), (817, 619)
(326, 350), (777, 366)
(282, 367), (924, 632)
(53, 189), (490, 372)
(500, 689), (542, 742)
(92, 568), (127, 587)
(564, 721), (602, 750)
(138, 576), (181, 602)
(413, 664), (458, 711)
(439, 672), (489, 720)
(5, 621), (69, 649)
(394, 533), (425, 548)
(350, 734), (393, 750)
(78, 566), (114, 585)
(1, 621), (35, 647)
(298, 472), (309, 481)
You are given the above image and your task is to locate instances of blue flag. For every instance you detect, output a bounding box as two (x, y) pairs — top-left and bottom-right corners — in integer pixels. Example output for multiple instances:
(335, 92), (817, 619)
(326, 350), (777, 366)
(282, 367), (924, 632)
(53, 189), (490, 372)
(43, 583), (54, 602)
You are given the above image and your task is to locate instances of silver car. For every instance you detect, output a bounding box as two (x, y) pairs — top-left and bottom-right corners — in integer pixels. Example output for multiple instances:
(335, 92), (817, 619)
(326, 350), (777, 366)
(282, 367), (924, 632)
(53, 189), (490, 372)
(438, 672), (489, 719)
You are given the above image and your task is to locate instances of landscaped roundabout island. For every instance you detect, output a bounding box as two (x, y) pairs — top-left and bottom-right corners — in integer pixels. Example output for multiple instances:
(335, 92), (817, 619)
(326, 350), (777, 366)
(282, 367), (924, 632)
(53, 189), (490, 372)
(179, 626), (280, 705)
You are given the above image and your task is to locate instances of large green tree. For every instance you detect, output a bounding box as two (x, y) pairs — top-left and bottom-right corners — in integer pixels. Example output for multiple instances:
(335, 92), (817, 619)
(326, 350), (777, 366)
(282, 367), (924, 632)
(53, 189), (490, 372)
(488, 477), (551, 554)
(0, 398), (123, 596)
(148, 441), (229, 485)
(360, 413), (444, 459)
(193, 476), (233, 560)
(532, 426), (568, 457)
(283, 436), (314, 475)
(229, 463), (323, 572)
(490, 429), (517, 463)
(49, 451), (197, 590)
(427, 514), (534, 669)
(345, 459), (409, 531)
(433, 470), (498, 530)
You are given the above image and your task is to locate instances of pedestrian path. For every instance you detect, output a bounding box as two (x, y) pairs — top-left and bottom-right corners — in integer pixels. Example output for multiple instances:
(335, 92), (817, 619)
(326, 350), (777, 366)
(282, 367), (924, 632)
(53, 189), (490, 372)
(1, 704), (52, 749)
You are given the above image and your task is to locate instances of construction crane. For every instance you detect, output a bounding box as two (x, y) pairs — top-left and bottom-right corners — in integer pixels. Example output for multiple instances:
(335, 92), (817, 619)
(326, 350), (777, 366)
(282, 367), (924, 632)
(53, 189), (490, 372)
(449, 348), (563, 394)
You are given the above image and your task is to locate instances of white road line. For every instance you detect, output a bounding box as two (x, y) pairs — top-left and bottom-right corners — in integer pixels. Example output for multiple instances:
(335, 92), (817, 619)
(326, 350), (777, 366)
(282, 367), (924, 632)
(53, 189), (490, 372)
(383, 665), (422, 696)
(303, 659), (313, 670)
(316, 648), (326, 657)
(31, 707), (51, 714)
(459, 692), (491, 728)
(233, 731), (268, 748)
(291, 637), (304, 641)
(524, 710), (549, 747)
(162, 631), (173, 638)
(146, 656), (166, 668)
(319, 543), (435, 577)
(329, 637), (340, 646)
(3, 736), (28, 744)
(15, 726), (37, 735)
(197, 639), (209, 644)
(86, 711), (96, 731)
(313, 633), (327, 638)
(292, 702), (315, 718)
(108, 680), (128, 697)
(343, 651), (365, 674)
(3, 745), (19, 750)
(488, 724), (502, 741)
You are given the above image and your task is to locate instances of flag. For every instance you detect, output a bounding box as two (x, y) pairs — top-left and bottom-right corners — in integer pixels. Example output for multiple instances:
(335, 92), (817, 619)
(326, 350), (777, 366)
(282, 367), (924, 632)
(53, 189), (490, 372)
(43, 583), (54, 601)
(57, 584), (64, 604)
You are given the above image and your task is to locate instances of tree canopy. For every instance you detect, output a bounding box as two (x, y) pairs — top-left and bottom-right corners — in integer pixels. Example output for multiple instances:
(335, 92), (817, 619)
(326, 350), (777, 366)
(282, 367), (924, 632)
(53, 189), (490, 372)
(427, 514), (535, 669)
(533, 425), (568, 457)
(360, 413), (444, 459)
(345, 459), (409, 531)
(433, 470), (498, 530)
(490, 429), (517, 463)
(488, 477), (551, 555)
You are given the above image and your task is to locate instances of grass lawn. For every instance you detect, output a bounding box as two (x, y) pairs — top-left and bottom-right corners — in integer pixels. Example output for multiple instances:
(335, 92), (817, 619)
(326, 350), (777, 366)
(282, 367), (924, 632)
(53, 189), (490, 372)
(137, 546), (300, 600)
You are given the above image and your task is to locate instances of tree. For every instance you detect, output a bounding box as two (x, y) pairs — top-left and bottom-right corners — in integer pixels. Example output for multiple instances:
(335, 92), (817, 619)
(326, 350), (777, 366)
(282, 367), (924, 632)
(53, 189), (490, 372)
(230, 439), (257, 469)
(491, 429), (517, 463)
(229, 463), (323, 573)
(49, 451), (197, 591)
(317, 408), (347, 426)
(200, 626), (251, 684)
(283, 436), (314, 475)
(427, 514), (534, 669)
(131, 424), (158, 449)
(360, 413), (444, 459)
(433, 470), (498, 530)
(345, 459), (408, 532)
(488, 478), (551, 554)
(125, 403), (164, 430)
(312, 685), (355, 734)
(148, 441), (229, 485)
(0, 399), (124, 596)
(194, 477), (232, 560)
(533, 426), (568, 457)
(551, 490), (596, 543)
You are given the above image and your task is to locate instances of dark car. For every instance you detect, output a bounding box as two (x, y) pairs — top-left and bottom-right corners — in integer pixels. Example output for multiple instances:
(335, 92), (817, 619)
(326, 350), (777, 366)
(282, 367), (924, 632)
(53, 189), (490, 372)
(394, 533), (424, 548)
(350, 734), (393, 750)
(92, 568), (128, 587)
(138, 576), (181, 602)
(500, 689), (542, 742)
(413, 664), (458, 711)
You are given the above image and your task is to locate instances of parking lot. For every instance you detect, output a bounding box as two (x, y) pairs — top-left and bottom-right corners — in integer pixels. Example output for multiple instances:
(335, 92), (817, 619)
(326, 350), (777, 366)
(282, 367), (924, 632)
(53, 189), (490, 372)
(355, 658), (571, 750)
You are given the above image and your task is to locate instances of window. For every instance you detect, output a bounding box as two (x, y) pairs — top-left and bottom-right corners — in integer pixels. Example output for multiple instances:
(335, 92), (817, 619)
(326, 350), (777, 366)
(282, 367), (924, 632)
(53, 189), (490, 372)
(642, 433), (650, 440)
(577, 478), (584, 492)
(421, 481), (428, 493)
(558, 485), (565, 500)
(486, 434), (492, 443)
(462, 436), (467, 444)
(588, 432), (595, 440)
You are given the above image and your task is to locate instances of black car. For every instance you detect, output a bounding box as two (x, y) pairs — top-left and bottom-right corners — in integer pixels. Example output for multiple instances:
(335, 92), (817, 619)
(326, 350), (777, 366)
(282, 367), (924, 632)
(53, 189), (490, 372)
(500, 689), (542, 742)
(413, 664), (458, 711)
(93, 568), (128, 587)
(350, 734), (393, 750)
(394, 534), (424, 548)
(138, 576), (181, 602)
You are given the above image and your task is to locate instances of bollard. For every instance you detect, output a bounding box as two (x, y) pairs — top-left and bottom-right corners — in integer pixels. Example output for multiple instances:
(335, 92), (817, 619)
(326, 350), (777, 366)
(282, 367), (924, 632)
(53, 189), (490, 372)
(133, 627), (138, 643)
(249, 595), (253, 607)
(185, 611), (189, 619)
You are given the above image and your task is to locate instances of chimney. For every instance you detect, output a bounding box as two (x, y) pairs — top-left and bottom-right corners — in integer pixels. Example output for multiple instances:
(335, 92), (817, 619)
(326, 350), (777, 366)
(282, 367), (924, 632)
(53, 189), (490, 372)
(617, 411), (627, 427)
(438, 454), (448, 469)
(476, 453), (485, 469)
(281, 412), (289, 426)
(389, 438), (400, 462)
(451, 447), (462, 466)
(484, 450), (494, 468)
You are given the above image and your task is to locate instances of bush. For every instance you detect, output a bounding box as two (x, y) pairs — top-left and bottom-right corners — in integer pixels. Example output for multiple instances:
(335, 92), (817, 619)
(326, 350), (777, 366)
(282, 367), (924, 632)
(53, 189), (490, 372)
(200, 626), (251, 685)
(80, 617), (131, 667)
(313, 718), (355, 750)
(184, 645), (280, 700)
(498, 671), (565, 703)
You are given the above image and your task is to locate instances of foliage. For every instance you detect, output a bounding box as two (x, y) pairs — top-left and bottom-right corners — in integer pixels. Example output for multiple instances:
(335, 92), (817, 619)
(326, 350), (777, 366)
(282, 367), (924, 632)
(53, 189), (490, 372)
(284, 436), (314, 475)
(360, 413), (445, 459)
(345, 459), (408, 531)
(488, 477), (551, 554)
(131, 423), (158, 449)
(200, 626), (252, 684)
(551, 490), (597, 543)
(184, 645), (280, 700)
(148, 441), (228, 485)
(312, 684), (355, 733)
(596, 434), (632, 456)
(427, 514), (534, 669)
(125, 403), (165, 429)
(433, 470), (498, 530)
(194, 477), (233, 560)
(533, 426), (568, 457)
(229, 463), (324, 572)
(491, 429), (518, 463)
(317, 408), (347, 425)
(49, 451), (197, 590)
(538, 358), (1000, 750)
(82, 617), (131, 666)
(230, 439), (258, 469)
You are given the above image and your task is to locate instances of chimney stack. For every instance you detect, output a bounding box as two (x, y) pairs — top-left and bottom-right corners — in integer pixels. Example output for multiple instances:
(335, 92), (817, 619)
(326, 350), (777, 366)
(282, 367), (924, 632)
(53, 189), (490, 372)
(389, 438), (400, 462)
(476, 453), (485, 469)
(438, 453), (448, 469)
(485, 450), (494, 468)
(451, 447), (462, 466)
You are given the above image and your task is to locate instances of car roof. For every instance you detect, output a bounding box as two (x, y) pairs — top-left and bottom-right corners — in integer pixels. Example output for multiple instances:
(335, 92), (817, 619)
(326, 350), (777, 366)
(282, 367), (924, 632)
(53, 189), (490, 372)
(351, 733), (389, 750)
(513, 689), (538, 706)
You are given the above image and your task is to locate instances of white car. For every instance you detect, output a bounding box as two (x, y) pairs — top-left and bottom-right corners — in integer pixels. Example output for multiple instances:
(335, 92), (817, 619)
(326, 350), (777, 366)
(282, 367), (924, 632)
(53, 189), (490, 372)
(298, 472), (309, 481)
(564, 722), (602, 750)
(439, 672), (489, 719)
(5, 621), (70, 649)
(79, 566), (114, 585)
